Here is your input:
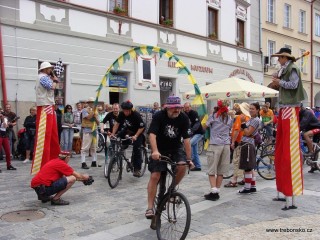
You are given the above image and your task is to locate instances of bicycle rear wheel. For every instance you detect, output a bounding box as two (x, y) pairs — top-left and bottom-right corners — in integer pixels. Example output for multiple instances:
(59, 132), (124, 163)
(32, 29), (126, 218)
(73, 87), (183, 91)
(156, 192), (191, 240)
(260, 143), (275, 156)
(257, 153), (275, 180)
(107, 155), (122, 188)
(97, 133), (105, 153)
(140, 147), (148, 177)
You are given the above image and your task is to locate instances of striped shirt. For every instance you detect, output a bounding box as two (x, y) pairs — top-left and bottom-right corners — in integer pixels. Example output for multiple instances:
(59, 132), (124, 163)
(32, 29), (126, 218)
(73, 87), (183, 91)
(242, 117), (260, 146)
(206, 113), (233, 145)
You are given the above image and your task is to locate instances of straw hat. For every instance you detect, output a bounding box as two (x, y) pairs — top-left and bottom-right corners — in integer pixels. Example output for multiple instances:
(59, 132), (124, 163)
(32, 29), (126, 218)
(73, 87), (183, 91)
(39, 62), (53, 71)
(87, 97), (95, 102)
(239, 102), (250, 117)
(271, 48), (296, 61)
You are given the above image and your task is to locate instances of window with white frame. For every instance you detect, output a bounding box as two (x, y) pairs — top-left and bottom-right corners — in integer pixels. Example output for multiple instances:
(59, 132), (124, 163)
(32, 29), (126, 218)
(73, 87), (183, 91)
(316, 56), (320, 78)
(268, 40), (276, 65)
(299, 10), (306, 33)
(300, 49), (306, 73)
(316, 14), (320, 37)
(267, 0), (275, 23)
(284, 4), (291, 28)
(137, 55), (156, 86)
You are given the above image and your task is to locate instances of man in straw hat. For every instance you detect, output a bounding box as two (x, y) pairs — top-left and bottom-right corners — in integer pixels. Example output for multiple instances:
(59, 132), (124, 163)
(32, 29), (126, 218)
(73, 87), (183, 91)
(271, 47), (305, 210)
(31, 151), (90, 205)
(32, 62), (61, 175)
(224, 102), (250, 188)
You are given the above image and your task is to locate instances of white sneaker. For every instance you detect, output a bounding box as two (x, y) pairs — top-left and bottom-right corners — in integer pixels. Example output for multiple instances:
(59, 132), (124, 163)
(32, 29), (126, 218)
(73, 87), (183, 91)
(23, 159), (31, 163)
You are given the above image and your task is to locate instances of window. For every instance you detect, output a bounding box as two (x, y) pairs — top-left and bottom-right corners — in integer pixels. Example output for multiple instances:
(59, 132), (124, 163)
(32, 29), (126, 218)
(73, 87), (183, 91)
(208, 8), (218, 39)
(300, 49), (306, 73)
(316, 57), (320, 78)
(159, 0), (173, 26)
(284, 4), (291, 28)
(109, 0), (128, 15)
(316, 14), (320, 37)
(267, 0), (275, 23)
(268, 40), (276, 65)
(236, 19), (244, 47)
(299, 10), (306, 33)
(142, 60), (151, 80)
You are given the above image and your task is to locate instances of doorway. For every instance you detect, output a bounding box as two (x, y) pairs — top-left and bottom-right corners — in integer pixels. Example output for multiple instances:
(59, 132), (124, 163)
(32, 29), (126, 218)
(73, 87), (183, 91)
(159, 77), (175, 106)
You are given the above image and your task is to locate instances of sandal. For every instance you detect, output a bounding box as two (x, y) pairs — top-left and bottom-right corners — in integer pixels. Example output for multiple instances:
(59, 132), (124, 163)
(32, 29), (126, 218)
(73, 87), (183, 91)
(237, 180), (245, 185)
(145, 209), (154, 219)
(224, 181), (237, 188)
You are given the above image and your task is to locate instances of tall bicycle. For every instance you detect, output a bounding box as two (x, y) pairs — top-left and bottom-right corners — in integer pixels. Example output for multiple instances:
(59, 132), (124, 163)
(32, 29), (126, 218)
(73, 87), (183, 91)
(150, 155), (191, 240)
(107, 136), (149, 188)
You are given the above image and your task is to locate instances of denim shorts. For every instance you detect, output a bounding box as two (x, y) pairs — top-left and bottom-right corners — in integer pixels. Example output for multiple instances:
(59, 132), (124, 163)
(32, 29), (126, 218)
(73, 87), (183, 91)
(148, 148), (186, 173)
(44, 177), (68, 196)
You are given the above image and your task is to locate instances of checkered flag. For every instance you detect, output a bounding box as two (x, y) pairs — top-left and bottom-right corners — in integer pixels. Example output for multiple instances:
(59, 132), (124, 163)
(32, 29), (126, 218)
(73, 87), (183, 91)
(53, 59), (64, 77)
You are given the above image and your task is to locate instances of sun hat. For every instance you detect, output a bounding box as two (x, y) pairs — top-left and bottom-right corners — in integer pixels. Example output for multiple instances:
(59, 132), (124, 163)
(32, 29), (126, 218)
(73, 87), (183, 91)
(271, 48), (296, 61)
(39, 62), (53, 71)
(239, 102), (250, 117)
(59, 151), (71, 160)
(164, 96), (183, 108)
(87, 97), (95, 102)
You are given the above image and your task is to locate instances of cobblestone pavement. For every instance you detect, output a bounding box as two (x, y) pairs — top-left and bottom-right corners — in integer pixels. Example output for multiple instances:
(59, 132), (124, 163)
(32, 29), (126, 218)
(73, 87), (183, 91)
(0, 151), (319, 240)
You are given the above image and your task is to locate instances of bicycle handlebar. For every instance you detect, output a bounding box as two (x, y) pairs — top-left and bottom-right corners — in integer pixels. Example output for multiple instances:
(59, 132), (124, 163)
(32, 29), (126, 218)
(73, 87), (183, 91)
(158, 155), (192, 167)
(110, 135), (133, 143)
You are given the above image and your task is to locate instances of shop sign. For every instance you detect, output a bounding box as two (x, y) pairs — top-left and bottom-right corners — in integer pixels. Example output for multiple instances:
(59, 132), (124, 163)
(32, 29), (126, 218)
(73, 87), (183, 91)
(109, 87), (128, 93)
(109, 75), (127, 93)
(160, 80), (173, 91)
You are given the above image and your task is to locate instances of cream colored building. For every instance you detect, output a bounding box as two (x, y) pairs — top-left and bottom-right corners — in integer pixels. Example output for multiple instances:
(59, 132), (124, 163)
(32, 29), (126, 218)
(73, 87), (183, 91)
(261, 0), (317, 107)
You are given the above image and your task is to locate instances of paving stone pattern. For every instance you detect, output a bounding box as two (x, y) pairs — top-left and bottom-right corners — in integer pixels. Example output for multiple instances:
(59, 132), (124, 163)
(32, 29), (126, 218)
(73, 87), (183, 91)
(0, 153), (319, 239)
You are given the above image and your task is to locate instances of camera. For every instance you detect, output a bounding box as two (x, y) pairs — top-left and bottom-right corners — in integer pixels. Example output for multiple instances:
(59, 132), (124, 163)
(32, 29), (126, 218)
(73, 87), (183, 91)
(83, 176), (94, 185)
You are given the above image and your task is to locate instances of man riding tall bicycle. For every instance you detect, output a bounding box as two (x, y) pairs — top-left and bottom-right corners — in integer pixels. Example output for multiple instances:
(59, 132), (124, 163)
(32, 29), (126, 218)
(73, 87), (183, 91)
(145, 96), (194, 219)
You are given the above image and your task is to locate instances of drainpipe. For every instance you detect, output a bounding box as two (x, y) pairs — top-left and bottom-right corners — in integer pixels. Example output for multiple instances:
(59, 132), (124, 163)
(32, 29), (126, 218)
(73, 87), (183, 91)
(0, 21), (8, 107)
(310, 0), (315, 107)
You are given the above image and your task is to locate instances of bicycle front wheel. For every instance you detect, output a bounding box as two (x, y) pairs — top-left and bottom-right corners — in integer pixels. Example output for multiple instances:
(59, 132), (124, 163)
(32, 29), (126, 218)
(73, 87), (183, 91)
(97, 133), (105, 153)
(140, 147), (148, 177)
(156, 192), (191, 240)
(107, 155), (122, 188)
(104, 146), (114, 178)
(257, 153), (275, 180)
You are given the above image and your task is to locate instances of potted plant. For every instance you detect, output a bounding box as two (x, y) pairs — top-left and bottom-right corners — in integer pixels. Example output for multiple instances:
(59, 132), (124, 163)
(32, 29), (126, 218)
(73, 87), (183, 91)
(163, 19), (173, 27)
(113, 5), (126, 16)
(208, 32), (217, 39)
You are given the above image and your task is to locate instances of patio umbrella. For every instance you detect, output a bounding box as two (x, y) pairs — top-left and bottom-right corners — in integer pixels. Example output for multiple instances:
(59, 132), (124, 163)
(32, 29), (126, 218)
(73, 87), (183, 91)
(183, 77), (279, 101)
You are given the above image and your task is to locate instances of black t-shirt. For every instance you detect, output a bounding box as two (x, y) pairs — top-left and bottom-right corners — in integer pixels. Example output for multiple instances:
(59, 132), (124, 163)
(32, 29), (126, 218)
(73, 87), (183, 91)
(116, 110), (145, 134)
(185, 109), (204, 135)
(148, 110), (190, 151)
(103, 112), (121, 132)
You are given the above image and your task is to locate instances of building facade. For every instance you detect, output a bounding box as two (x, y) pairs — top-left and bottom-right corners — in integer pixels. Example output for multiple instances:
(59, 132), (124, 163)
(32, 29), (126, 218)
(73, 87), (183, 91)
(0, 0), (262, 127)
(261, 0), (320, 107)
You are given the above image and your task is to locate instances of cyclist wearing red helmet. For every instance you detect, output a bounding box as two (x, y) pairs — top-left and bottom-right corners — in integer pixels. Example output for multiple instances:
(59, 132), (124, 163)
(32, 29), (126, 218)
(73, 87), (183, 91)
(111, 100), (145, 177)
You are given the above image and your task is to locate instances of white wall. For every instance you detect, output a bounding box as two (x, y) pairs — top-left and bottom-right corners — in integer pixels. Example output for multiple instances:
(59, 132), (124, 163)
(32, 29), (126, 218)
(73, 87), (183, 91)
(131, 0), (158, 23)
(131, 24), (158, 46)
(220, 0), (236, 45)
(69, 0), (108, 11)
(175, 0), (207, 36)
(19, 0), (36, 24)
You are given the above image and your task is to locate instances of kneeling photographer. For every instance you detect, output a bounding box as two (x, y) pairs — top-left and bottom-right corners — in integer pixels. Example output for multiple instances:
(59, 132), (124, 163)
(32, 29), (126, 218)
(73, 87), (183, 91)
(31, 151), (93, 205)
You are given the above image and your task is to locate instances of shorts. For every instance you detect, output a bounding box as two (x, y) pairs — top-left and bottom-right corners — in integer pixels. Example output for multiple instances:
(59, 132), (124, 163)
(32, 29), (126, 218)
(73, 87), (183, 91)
(44, 177), (68, 196)
(239, 142), (256, 170)
(148, 148), (186, 173)
(206, 144), (230, 175)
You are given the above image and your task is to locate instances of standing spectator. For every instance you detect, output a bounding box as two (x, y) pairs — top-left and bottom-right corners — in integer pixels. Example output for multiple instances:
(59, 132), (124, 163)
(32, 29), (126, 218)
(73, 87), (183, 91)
(314, 106), (320, 120)
(224, 102), (250, 188)
(3, 103), (17, 156)
(111, 100), (145, 177)
(238, 102), (261, 194)
(23, 107), (37, 163)
(150, 102), (160, 117)
(184, 102), (204, 171)
(203, 100), (232, 201)
(271, 47), (304, 209)
(61, 105), (75, 153)
(97, 105), (107, 127)
(260, 103), (274, 142)
(0, 109), (17, 171)
(80, 97), (100, 169)
(73, 102), (83, 131)
(32, 62), (60, 175)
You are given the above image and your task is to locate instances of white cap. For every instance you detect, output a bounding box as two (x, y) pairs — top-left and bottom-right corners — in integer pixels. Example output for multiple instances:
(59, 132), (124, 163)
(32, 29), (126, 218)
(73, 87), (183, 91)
(39, 62), (53, 71)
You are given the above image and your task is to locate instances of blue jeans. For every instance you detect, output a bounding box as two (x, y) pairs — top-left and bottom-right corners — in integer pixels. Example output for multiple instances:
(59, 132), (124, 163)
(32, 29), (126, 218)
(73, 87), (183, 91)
(263, 124), (273, 138)
(61, 128), (74, 151)
(191, 134), (203, 168)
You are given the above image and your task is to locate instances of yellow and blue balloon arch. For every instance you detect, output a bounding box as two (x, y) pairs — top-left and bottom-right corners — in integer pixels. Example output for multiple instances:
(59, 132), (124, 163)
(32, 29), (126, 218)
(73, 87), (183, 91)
(92, 45), (209, 147)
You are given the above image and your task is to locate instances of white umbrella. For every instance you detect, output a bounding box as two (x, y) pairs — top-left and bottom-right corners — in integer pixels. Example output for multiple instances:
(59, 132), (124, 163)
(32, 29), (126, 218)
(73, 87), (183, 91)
(183, 77), (279, 100)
